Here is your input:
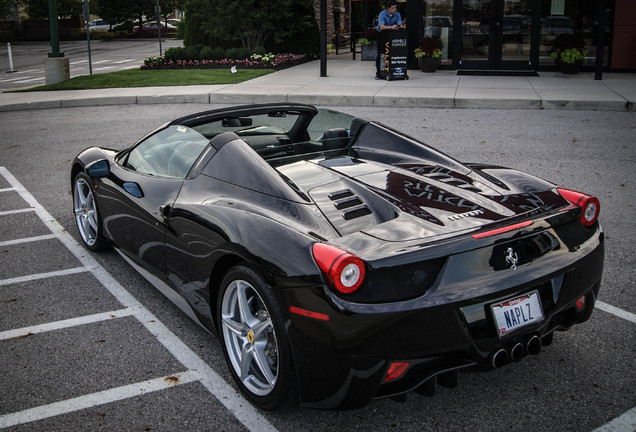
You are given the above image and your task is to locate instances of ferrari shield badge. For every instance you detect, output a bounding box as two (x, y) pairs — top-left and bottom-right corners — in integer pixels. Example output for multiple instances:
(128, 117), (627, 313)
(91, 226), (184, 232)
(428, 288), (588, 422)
(505, 247), (519, 270)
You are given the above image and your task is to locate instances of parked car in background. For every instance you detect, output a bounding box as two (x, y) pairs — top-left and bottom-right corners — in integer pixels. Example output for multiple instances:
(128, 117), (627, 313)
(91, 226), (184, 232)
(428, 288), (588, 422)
(132, 21), (177, 33)
(87, 19), (115, 32)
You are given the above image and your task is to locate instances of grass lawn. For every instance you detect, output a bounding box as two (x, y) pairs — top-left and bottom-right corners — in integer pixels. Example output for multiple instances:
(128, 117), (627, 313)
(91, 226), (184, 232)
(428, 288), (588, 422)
(16, 68), (274, 92)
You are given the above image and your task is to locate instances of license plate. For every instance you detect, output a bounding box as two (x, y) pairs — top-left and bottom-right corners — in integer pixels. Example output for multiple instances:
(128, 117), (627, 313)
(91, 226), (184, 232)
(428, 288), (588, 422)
(492, 291), (544, 337)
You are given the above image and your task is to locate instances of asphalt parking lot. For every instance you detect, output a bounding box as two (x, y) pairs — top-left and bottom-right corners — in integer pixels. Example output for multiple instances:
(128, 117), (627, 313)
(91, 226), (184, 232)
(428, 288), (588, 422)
(0, 104), (634, 432)
(0, 166), (271, 431)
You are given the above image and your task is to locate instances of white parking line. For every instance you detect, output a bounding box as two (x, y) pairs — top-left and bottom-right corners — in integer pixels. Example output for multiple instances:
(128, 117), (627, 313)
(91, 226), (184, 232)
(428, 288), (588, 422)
(13, 77), (44, 84)
(591, 406), (636, 432)
(0, 167), (278, 431)
(0, 307), (137, 341)
(0, 371), (200, 428)
(0, 75), (38, 84)
(0, 267), (88, 287)
(0, 233), (57, 247)
(595, 301), (636, 325)
(0, 208), (36, 216)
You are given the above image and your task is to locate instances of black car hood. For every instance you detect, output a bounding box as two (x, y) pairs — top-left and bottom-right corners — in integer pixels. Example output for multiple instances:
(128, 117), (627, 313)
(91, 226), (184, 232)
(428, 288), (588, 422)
(277, 156), (550, 241)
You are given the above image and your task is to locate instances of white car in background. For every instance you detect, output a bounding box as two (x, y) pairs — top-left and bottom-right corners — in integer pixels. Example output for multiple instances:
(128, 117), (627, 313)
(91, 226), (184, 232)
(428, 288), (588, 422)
(87, 19), (116, 32)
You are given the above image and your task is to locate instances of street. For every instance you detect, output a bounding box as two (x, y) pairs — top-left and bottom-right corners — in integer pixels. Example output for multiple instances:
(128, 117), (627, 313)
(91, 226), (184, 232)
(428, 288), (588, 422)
(0, 104), (635, 431)
(0, 39), (183, 90)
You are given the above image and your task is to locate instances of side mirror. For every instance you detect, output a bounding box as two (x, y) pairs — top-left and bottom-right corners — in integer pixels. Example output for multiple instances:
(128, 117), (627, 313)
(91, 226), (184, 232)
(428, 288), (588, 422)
(86, 159), (110, 178)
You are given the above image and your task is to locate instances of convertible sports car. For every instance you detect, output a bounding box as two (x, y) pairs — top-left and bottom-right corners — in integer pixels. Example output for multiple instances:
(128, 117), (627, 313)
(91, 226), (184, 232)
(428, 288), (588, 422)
(71, 103), (604, 410)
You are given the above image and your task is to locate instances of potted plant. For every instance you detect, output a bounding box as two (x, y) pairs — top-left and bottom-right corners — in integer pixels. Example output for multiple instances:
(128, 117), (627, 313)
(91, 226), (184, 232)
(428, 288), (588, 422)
(359, 28), (378, 61)
(414, 37), (443, 72)
(549, 34), (587, 74)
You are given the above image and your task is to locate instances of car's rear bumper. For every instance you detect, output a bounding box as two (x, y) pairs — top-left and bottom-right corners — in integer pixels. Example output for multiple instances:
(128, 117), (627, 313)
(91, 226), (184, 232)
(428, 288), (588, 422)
(283, 226), (604, 409)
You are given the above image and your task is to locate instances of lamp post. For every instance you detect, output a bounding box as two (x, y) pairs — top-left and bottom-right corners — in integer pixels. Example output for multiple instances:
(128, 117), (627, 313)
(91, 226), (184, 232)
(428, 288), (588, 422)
(83, 0), (93, 75)
(44, 0), (70, 85)
(156, 0), (162, 56)
(48, 0), (63, 58)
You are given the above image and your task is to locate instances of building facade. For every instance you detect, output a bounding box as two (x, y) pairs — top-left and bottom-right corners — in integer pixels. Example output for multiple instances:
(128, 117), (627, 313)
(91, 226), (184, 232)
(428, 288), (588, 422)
(331, 0), (635, 72)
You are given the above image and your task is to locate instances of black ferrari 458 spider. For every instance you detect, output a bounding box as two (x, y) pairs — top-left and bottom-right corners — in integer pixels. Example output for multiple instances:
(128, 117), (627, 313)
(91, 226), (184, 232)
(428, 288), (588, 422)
(71, 103), (604, 410)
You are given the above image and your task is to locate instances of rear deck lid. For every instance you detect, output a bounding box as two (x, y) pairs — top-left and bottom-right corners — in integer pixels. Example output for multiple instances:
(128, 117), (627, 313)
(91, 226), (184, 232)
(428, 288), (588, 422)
(307, 159), (548, 241)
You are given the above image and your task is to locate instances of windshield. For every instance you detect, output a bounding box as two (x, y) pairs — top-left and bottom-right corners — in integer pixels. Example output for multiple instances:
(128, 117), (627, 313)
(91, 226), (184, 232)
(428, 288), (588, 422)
(190, 112), (301, 138)
(122, 125), (209, 178)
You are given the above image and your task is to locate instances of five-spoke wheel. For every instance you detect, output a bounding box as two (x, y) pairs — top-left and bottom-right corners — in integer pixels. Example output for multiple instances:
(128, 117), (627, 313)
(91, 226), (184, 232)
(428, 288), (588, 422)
(73, 173), (107, 251)
(218, 265), (296, 410)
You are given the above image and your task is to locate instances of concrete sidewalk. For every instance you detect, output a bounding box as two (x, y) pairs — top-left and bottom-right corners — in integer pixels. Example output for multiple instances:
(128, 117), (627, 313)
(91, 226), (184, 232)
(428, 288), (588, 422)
(0, 55), (634, 112)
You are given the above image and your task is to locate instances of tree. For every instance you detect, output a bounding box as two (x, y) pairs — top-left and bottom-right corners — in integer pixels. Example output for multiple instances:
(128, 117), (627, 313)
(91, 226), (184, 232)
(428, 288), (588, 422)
(93, 0), (183, 31)
(184, 0), (309, 51)
(23, 0), (84, 20)
(1, 0), (20, 20)
(127, 0), (153, 31)
(91, 0), (132, 27)
(181, 0), (212, 46)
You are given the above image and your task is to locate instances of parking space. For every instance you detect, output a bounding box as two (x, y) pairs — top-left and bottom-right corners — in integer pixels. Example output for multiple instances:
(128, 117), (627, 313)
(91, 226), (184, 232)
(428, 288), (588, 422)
(0, 40), (183, 90)
(0, 167), (275, 431)
(0, 58), (140, 89)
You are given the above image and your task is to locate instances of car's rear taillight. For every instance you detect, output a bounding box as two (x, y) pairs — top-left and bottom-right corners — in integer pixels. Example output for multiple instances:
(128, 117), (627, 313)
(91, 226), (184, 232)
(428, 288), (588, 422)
(312, 243), (365, 294)
(557, 188), (600, 227)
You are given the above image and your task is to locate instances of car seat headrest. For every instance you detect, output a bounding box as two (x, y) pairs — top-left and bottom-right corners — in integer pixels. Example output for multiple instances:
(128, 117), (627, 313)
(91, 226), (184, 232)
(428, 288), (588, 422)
(322, 128), (350, 150)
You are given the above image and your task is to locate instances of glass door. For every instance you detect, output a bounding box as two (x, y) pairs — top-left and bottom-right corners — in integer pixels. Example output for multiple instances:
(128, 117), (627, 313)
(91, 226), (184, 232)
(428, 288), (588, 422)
(460, 0), (536, 70)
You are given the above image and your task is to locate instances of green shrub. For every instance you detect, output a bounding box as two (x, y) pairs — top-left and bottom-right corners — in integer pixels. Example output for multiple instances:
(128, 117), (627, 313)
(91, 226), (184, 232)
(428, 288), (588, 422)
(81, 30), (116, 41)
(114, 22), (133, 32)
(164, 47), (185, 61)
(236, 47), (251, 59)
(210, 47), (225, 60)
(200, 46), (214, 60)
(253, 46), (266, 56)
(184, 45), (201, 60)
(224, 47), (240, 59)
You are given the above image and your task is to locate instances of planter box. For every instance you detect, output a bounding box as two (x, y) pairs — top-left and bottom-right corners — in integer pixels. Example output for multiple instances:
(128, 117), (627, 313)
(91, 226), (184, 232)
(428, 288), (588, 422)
(417, 56), (441, 72)
(361, 43), (377, 61)
(556, 58), (583, 74)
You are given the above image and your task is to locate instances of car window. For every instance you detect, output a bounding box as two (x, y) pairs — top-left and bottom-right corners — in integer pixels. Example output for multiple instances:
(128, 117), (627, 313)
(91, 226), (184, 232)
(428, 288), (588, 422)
(190, 112), (301, 139)
(306, 109), (355, 141)
(122, 125), (209, 178)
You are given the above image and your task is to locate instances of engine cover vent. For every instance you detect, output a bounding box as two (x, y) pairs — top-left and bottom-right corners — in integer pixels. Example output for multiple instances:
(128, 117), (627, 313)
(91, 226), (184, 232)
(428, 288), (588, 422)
(329, 189), (372, 221)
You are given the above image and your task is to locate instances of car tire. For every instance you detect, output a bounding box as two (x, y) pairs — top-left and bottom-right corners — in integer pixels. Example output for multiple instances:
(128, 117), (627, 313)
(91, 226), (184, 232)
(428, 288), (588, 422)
(73, 173), (108, 251)
(217, 265), (297, 410)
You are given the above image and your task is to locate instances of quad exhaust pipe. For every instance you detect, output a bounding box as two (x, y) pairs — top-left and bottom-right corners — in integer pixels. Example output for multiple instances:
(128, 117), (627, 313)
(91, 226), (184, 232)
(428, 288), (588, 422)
(489, 334), (543, 369)
(490, 348), (508, 368)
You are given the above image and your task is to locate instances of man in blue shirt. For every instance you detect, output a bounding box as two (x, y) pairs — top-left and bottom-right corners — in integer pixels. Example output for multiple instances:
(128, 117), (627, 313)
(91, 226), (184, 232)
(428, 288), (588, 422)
(376, 1), (405, 79)
(376, 1), (403, 32)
